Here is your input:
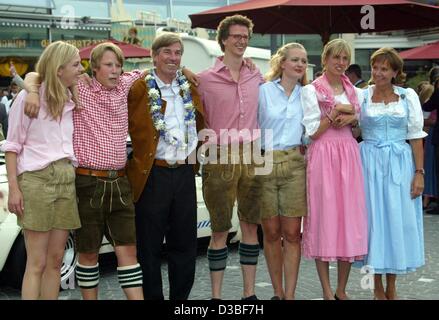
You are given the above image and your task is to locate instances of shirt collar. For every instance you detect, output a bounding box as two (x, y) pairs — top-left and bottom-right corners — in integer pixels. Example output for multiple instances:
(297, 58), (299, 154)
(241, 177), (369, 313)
(273, 78), (302, 97)
(213, 56), (246, 73)
(370, 85), (405, 97)
(152, 69), (178, 90)
(90, 77), (114, 93)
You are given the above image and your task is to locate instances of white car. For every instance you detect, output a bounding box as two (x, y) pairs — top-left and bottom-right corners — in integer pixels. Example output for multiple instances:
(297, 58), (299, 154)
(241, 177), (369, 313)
(0, 153), (240, 289)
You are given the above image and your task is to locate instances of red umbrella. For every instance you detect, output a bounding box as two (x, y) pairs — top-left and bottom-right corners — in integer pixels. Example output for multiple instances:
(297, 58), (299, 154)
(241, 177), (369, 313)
(399, 40), (439, 60)
(79, 39), (151, 59)
(190, 0), (439, 44)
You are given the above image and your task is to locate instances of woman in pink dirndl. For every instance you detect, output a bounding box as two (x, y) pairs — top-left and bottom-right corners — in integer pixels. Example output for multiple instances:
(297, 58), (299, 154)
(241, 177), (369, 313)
(301, 39), (368, 300)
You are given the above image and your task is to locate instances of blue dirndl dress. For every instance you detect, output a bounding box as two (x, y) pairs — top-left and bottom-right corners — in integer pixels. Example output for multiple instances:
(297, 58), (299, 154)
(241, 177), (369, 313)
(357, 86), (425, 274)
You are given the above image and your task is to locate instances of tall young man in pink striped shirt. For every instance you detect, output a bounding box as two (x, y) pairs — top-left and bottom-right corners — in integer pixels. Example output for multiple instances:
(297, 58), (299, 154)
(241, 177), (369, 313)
(197, 15), (265, 300)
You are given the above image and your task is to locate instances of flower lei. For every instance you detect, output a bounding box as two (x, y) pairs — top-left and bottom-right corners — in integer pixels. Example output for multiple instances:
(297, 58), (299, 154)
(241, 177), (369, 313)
(145, 70), (197, 151)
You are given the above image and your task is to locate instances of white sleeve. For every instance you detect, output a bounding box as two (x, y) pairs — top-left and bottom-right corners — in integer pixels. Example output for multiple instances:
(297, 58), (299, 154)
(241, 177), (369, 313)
(354, 86), (365, 118)
(301, 85), (321, 137)
(423, 111), (431, 119)
(406, 88), (428, 140)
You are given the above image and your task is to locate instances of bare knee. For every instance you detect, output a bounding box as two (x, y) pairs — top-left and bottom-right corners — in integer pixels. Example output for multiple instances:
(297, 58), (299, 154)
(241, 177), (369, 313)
(26, 256), (47, 275)
(282, 230), (301, 245)
(262, 227), (281, 243)
(46, 251), (65, 270)
(79, 252), (99, 266)
(209, 232), (228, 249)
(115, 245), (138, 266)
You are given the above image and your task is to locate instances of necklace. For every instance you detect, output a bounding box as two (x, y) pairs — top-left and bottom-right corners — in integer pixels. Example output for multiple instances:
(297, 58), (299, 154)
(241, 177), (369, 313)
(331, 84), (343, 92)
(145, 70), (197, 151)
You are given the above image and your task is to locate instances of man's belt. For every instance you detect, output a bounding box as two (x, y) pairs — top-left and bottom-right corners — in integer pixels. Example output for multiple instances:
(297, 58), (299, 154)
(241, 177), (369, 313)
(154, 159), (186, 169)
(76, 167), (125, 178)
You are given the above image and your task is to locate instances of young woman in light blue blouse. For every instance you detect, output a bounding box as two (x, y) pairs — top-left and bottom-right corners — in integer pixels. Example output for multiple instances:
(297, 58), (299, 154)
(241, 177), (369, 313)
(258, 43), (308, 300)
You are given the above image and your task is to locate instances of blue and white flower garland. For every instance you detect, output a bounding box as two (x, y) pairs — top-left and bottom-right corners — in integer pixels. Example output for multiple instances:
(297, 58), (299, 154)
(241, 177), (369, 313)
(145, 70), (197, 151)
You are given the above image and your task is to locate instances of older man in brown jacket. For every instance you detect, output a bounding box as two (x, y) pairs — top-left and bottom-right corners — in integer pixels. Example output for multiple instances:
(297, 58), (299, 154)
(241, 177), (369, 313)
(126, 32), (204, 300)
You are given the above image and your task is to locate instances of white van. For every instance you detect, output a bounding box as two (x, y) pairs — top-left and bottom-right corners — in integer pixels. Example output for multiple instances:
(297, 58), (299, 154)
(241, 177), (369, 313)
(181, 34), (271, 75)
(0, 153), (239, 289)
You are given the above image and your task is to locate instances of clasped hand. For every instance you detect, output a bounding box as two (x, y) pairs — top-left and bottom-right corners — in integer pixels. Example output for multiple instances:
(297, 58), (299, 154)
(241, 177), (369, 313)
(332, 104), (357, 128)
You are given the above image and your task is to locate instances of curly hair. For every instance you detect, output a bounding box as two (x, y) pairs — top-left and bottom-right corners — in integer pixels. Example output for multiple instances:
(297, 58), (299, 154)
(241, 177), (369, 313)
(216, 14), (254, 52)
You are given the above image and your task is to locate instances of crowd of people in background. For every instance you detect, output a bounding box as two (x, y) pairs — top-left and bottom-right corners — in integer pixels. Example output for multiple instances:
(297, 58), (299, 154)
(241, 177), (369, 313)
(1, 13), (438, 301)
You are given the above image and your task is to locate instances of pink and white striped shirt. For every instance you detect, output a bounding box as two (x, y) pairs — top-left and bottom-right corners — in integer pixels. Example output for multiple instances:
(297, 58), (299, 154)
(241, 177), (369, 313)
(73, 70), (143, 170)
(1, 84), (76, 175)
(197, 57), (264, 145)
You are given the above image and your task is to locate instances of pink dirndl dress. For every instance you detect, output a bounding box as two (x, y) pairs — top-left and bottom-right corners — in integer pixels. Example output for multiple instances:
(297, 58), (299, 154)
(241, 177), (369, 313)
(302, 92), (368, 262)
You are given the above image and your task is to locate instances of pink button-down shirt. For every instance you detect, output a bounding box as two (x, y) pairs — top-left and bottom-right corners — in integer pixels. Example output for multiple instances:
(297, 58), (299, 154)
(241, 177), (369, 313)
(73, 70), (143, 170)
(1, 84), (76, 175)
(197, 57), (264, 145)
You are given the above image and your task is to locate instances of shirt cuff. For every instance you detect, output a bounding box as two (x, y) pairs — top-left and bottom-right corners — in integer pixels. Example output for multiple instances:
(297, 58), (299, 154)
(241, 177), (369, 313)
(407, 131), (428, 140)
(0, 141), (22, 154)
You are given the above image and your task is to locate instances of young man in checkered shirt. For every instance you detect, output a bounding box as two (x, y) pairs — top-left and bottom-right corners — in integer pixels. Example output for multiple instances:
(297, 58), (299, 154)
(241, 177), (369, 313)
(23, 42), (146, 300)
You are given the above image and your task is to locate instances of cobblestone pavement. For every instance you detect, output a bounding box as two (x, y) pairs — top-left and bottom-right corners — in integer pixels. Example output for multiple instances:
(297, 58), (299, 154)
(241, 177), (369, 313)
(1, 212), (438, 300)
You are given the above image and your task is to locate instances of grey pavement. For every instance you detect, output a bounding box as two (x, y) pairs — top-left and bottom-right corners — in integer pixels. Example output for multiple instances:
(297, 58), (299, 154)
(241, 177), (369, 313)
(1, 212), (439, 300)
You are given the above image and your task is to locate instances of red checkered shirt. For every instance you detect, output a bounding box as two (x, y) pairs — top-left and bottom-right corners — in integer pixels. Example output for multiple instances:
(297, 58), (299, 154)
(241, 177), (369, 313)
(74, 70), (143, 170)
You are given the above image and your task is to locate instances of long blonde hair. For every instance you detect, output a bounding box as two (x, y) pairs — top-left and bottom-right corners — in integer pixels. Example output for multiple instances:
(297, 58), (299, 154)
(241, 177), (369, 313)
(265, 42), (308, 85)
(36, 41), (79, 119)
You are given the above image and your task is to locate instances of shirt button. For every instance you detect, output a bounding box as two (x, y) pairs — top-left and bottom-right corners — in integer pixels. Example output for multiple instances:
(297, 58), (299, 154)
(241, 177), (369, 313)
(153, 135), (157, 140)
(143, 170), (148, 175)
(149, 153), (153, 157)
(240, 114), (244, 118)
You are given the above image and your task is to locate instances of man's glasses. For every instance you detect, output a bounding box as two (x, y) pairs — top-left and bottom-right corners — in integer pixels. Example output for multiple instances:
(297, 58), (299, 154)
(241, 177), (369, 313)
(228, 34), (250, 41)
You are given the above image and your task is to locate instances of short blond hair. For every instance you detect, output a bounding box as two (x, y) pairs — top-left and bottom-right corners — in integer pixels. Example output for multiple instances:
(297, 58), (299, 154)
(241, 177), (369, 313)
(151, 32), (184, 56)
(321, 39), (351, 71)
(370, 47), (405, 85)
(265, 42), (308, 85)
(90, 42), (124, 76)
(216, 14), (253, 52)
(36, 41), (79, 119)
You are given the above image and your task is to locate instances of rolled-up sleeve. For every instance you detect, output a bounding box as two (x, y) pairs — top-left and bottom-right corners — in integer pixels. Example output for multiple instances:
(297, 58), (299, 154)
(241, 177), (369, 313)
(406, 88), (428, 140)
(301, 84), (321, 137)
(1, 91), (30, 154)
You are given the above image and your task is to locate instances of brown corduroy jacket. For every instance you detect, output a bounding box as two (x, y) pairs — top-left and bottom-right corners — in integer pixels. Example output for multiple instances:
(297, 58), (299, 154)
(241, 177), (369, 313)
(126, 75), (205, 203)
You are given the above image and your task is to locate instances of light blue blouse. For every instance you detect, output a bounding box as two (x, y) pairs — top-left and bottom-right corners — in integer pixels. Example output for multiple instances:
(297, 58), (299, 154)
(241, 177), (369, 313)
(258, 79), (304, 150)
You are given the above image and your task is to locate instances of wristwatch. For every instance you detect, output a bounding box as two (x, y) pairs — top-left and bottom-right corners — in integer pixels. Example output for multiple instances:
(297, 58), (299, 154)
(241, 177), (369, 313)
(415, 168), (425, 175)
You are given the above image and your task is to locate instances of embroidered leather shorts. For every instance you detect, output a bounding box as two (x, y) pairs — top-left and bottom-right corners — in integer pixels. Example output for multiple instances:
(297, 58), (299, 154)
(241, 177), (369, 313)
(17, 158), (80, 232)
(259, 147), (307, 219)
(74, 175), (136, 253)
(201, 144), (262, 232)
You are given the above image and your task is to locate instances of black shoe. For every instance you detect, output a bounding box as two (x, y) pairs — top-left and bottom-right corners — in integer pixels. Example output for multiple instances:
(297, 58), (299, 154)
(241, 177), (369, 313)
(334, 294), (340, 300)
(270, 296), (281, 300)
(242, 295), (258, 300)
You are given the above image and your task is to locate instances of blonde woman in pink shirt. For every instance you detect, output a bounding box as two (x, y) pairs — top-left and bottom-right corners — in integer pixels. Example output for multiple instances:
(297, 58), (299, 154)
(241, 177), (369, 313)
(1, 41), (84, 300)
